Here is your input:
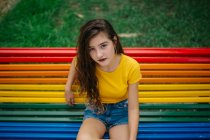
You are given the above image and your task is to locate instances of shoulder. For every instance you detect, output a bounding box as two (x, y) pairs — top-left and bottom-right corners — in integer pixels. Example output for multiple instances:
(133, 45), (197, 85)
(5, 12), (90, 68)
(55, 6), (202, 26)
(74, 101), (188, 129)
(121, 54), (139, 68)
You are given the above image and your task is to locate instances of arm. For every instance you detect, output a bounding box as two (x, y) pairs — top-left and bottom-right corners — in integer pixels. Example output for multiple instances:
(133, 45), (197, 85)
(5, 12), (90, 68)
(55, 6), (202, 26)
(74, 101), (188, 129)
(65, 57), (77, 105)
(128, 82), (139, 140)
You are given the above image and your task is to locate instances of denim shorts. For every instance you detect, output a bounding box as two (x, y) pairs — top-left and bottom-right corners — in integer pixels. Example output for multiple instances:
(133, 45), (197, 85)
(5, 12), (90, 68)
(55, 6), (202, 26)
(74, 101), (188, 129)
(83, 99), (128, 131)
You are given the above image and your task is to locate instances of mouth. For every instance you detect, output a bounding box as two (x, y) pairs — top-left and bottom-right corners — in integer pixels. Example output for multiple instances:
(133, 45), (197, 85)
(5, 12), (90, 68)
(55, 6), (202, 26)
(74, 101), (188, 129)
(98, 58), (107, 62)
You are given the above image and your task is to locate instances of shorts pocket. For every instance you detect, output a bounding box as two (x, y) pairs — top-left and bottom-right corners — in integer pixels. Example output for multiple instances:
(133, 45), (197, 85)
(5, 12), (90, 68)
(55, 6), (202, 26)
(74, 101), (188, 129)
(114, 100), (128, 109)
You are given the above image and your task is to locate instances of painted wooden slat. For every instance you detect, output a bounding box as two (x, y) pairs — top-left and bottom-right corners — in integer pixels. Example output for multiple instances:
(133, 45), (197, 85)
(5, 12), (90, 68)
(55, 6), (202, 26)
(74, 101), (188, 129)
(0, 116), (209, 122)
(1, 110), (209, 117)
(1, 56), (210, 63)
(0, 64), (70, 70)
(1, 48), (210, 57)
(0, 97), (209, 103)
(1, 77), (210, 84)
(0, 71), (68, 77)
(1, 103), (209, 109)
(0, 91), (209, 97)
(1, 126), (210, 133)
(1, 63), (210, 71)
(0, 122), (209, 127)
(1, 84), (210, 91)
(1, 70), (210, 77)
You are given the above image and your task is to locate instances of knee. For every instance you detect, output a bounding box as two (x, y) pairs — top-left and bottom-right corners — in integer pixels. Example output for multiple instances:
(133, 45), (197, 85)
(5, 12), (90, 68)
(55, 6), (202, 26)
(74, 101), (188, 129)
(76, 133), (93, 140)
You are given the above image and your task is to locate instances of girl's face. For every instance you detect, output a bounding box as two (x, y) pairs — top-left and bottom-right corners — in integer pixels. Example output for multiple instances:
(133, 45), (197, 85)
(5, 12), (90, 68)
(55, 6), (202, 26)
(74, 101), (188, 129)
(88, 32), (117, 69)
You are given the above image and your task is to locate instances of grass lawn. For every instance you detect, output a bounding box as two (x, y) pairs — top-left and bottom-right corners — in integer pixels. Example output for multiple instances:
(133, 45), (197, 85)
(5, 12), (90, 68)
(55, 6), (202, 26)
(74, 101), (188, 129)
(0, 0), (210, 47)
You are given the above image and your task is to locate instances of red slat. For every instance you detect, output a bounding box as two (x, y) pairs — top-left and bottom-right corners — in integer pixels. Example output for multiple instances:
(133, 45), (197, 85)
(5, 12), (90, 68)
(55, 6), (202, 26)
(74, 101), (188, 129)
(1, 48), (210, 57)
(1, 57), (210, 63)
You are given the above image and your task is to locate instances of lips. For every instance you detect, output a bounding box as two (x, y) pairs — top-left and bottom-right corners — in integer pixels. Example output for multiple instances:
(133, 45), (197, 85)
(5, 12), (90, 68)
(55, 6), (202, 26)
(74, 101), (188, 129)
(98, 58), (107, 62)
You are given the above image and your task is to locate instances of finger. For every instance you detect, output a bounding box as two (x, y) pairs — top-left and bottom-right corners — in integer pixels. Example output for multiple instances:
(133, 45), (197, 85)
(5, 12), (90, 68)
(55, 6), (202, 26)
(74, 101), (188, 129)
(69, 98), (74, 105)
(71, 98), (75, 105)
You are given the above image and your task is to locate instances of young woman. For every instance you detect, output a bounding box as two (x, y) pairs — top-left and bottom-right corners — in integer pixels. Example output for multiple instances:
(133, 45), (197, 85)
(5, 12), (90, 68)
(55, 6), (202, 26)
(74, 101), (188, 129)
(65, 19), (141, 140)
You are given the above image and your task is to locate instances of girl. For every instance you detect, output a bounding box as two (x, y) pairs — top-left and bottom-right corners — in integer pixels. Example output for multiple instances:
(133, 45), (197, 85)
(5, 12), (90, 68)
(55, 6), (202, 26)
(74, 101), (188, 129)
(65, 19), (141, 140)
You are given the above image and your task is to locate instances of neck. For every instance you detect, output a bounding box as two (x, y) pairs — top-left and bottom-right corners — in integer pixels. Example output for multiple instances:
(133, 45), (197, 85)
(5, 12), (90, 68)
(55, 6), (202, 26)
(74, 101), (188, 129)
(99, 54), (121, 72)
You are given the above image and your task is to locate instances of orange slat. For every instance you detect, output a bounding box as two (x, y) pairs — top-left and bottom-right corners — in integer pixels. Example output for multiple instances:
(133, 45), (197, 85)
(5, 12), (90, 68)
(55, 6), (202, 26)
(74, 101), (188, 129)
(0, 64), (70, 71)
(141, 64), (210, 70)
(142, 71), (210, 77)
(0, 71), (68, 77)
(1, 63), (210, 70)
(1, 70), (210, 77)
(141, 78), (210, 83)
(1, 78), (210, 84)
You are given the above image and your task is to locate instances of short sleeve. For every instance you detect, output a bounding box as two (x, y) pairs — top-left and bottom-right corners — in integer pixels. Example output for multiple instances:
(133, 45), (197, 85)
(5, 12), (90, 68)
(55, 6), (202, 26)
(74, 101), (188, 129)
(128, 62), (142, 84)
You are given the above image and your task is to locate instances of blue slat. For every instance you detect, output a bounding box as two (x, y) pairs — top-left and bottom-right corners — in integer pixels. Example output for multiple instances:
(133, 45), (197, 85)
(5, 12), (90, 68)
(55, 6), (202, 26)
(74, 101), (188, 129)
(0, 127), (210, 133)
(0, 133), (210, 139)
(1, 122), (210, 127)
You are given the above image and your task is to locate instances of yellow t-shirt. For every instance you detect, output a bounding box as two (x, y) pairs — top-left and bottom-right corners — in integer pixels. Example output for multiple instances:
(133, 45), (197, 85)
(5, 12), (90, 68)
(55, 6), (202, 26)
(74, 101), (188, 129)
(96, 54), (141, 103)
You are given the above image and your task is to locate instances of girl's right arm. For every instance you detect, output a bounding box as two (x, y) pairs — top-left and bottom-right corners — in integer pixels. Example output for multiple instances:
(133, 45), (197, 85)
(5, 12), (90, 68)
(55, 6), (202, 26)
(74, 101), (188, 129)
(65, 57), (77, 105)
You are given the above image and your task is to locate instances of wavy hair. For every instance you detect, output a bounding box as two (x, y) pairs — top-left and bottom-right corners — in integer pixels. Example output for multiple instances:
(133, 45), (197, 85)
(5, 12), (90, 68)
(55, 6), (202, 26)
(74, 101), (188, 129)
(76, 19), (124, 112)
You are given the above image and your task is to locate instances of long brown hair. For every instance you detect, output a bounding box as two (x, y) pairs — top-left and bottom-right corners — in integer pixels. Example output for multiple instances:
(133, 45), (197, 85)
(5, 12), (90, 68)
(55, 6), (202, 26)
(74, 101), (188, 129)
(76, 19), (124, 111)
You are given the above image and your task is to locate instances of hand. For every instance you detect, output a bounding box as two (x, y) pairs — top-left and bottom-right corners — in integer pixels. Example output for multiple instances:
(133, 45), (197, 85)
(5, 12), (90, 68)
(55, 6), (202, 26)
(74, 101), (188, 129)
(65, 88), (75, 105)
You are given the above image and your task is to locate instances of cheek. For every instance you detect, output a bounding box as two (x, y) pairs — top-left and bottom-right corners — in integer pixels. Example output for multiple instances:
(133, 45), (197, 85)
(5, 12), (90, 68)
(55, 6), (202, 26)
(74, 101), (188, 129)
(89, 51), (95, 60)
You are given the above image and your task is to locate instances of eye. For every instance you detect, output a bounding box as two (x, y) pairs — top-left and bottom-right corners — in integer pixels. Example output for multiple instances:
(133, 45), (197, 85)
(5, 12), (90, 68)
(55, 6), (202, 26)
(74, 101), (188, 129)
(101, 44), (107, 48)
(88, 47), (94, 52)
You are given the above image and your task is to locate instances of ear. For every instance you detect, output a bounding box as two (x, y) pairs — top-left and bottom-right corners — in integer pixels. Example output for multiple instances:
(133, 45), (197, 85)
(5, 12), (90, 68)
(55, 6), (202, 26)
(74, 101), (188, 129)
(113, 36), (117, 45)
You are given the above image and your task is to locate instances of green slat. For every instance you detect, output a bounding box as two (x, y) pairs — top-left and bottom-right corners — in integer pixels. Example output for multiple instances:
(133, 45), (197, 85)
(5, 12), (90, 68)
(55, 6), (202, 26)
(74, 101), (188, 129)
(140, 117), (210, 122)
(1, 103), (210, 109)
(0, 117), (209, 122)
(1, 110), (210, 117)
(0, 103), (85, 109)
(0, 111), (83, 116)
(140, 103), (210, 109)
(0, 117), (82, 122)
(140, 111), (210, 116)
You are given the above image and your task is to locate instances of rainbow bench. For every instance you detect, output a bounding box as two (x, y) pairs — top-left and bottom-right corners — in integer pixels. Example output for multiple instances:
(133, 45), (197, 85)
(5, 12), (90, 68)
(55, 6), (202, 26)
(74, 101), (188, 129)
(0, 47), (210, 139)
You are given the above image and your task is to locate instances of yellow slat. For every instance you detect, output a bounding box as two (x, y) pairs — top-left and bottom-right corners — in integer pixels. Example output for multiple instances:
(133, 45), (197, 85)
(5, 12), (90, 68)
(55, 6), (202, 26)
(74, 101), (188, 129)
(0, 97), (209, 103)
(1, 84), (210, 91)
(0, 91), (209, 97)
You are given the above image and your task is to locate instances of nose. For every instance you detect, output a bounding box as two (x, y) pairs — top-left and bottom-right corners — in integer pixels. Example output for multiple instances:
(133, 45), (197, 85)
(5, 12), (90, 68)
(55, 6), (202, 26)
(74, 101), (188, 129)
(96, 49), (103, 58)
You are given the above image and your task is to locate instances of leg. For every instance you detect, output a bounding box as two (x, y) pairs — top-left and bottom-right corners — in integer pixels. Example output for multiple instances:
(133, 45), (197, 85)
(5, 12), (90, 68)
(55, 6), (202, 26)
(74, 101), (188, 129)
(109, 124), (129, 140)
(77, 118), (106, 140)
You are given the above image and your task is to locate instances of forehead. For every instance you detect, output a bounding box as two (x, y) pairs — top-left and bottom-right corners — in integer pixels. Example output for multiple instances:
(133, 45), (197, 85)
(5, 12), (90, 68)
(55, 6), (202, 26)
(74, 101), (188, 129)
(89, 32), (110, 47)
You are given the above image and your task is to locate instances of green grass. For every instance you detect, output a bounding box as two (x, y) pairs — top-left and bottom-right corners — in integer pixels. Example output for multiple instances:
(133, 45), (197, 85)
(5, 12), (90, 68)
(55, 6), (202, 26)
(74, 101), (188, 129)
(0, 0), (210, 47)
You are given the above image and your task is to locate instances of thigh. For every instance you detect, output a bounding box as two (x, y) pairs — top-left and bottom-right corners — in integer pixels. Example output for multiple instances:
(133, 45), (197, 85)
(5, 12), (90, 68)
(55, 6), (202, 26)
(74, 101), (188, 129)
(109, 124), (129, 140)
(77, 118), (106, 140)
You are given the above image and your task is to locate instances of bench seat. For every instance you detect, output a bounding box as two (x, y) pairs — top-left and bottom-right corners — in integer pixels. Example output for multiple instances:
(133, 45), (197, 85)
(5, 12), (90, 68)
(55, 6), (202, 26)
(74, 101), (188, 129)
(0, 48), (210, 139)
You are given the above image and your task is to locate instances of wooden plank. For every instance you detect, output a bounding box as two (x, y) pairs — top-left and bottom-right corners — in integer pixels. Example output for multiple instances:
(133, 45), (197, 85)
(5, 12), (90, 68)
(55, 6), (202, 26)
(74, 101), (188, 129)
(1, 77), (210, 84)
(1, 84), (210, 91)
(1, 110), (209, 117)
(1, 56), (210, 63)
(1, 122), (209, 128)
(1, 103), (210, 109)
(1, 91), (209, 97)
(0, 64), (70, 71)
(0, 97), (209, 103)
(1, 70), (210, 77)
(141, 64), (210, 70)
(0, 71), (68, 77)
(142, 71), (210, 76)
(1, 48), (210, 57)
(0, 116), (209, 122)
(141, 77), (210, 83)
(1, 63), (210, 71)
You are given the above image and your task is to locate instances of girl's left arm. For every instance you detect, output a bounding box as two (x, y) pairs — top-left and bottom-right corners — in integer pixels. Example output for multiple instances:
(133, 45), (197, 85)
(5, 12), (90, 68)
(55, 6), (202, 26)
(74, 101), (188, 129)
(128, 82), (139, 140)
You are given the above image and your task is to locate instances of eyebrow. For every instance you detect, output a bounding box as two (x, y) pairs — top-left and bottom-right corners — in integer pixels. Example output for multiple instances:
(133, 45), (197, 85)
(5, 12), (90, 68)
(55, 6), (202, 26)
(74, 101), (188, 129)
(89, 41), (108, 48)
